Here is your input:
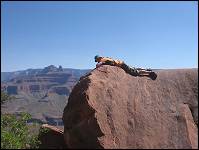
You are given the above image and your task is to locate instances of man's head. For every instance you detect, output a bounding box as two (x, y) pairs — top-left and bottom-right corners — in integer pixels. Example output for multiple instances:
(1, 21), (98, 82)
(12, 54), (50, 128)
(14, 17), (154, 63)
(94, 55), (101, 62)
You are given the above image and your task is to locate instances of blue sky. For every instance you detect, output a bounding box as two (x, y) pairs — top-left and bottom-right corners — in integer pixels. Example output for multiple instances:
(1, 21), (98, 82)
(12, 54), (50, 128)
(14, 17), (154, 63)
(1, 1), (198, 72)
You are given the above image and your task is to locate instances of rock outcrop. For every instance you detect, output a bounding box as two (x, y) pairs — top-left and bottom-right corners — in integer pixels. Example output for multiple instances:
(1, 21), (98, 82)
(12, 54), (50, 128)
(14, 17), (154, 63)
(38, 124), (67, 149)
(63, 65), (198, 149)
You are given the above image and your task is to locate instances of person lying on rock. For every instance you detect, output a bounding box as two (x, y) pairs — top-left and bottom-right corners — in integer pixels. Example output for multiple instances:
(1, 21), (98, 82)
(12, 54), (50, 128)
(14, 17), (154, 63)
(94, 55), (157, 80)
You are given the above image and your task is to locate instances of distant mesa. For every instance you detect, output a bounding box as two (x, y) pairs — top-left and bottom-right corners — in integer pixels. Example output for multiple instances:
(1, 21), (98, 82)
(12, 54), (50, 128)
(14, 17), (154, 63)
(1, 65), (91, 95)
(41, 65), (63, 73)
(1, 65), (91, 140)
(58, 65), (63, 71)
(1, 65), (91, 82)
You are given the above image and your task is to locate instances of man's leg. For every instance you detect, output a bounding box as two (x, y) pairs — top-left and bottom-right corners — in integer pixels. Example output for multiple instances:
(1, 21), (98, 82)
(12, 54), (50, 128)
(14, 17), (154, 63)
(137, 69), (157, 80)
(137, 68), (152, 71)
(138, 70), (151, 75)
(121, 63), (157, 80)
(120, 63), (139, 76)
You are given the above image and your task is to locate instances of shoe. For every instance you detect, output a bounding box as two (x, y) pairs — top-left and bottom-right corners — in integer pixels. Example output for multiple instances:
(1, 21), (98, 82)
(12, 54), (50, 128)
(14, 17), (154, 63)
(149, 72), (157, 80)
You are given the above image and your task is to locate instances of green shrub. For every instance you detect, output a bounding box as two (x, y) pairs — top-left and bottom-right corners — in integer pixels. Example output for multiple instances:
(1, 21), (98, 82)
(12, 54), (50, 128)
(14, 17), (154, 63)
(1, 91), (11, 104)
(1, 112), (41, 149)
(39, 126), (50, 134)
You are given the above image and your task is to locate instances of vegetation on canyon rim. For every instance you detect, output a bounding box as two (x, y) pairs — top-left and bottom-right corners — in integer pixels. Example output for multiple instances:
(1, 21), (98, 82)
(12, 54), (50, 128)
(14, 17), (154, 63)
(1, 91), (49, 149)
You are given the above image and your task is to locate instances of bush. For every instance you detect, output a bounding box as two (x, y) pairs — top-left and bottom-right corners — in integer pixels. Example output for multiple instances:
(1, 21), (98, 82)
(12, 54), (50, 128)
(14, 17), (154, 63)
(1, 91), (11, 104)
(1, 112), (41, 149)
(39, 126), (50, 134)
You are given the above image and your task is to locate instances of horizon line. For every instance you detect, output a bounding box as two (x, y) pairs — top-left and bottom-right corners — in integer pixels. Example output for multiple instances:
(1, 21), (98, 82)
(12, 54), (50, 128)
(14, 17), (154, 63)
(1, 66), (198, 73)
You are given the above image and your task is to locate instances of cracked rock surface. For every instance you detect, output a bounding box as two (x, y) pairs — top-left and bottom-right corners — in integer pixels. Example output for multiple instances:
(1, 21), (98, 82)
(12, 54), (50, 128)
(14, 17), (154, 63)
(63, 65), (198, 149)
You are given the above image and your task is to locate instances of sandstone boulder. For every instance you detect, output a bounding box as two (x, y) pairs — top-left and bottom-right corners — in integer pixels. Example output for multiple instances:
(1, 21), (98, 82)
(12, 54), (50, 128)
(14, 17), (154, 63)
(38, 124), (67, 149)
(63, 65), (198, 149)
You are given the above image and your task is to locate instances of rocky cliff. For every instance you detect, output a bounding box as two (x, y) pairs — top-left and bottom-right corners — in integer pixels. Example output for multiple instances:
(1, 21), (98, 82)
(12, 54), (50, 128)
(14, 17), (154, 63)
(3, 72), (76, 95)
(1, 65), (90, 127)
(63, 65), (198, 149)
(1, 65), (90, 95)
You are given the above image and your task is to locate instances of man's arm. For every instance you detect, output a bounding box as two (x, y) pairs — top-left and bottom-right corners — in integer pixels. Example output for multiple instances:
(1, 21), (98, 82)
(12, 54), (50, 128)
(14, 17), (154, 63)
(96, 62), (103, 68)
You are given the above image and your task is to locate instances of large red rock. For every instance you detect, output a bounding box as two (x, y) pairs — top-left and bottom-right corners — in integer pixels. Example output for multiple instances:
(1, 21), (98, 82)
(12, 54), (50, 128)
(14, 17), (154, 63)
(63, 65), (198, 149)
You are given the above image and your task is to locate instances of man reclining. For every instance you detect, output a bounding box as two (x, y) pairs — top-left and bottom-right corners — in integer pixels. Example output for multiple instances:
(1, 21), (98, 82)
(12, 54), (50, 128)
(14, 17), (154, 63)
(94, 55), (157, 80)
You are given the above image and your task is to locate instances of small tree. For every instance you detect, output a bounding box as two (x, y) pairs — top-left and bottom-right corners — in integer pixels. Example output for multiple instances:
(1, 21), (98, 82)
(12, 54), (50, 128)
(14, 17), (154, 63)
(1, 91), (11, 104)
(1, 112), (41, 149)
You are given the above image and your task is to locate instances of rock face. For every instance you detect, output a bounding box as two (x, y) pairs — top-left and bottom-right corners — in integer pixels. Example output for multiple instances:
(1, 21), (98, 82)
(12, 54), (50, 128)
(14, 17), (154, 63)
(3, 73), (76, 95)
(63, 65), (198, 149)
(6, 85), (18, 94)
(38, 124), (67, 149)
